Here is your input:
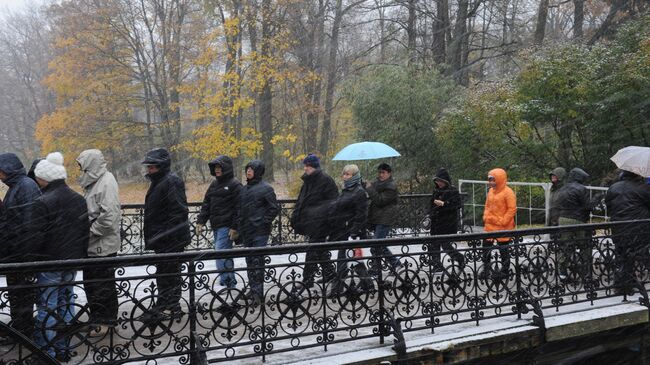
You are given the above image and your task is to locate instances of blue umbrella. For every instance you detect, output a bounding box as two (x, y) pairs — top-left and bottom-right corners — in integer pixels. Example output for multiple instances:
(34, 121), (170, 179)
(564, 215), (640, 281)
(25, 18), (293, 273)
(332, 141), (401, 161)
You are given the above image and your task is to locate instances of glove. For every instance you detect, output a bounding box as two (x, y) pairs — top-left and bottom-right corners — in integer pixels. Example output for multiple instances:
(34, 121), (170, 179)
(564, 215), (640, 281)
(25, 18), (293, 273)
(229, 229), (239, 241)
(349, 234), (359, 240)
(195, 223), (204, 233)
(352, 247), (363, 258)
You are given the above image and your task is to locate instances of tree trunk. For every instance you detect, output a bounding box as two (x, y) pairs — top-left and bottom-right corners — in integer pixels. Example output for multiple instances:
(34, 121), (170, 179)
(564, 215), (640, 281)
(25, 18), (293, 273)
(305, 0), (327, 154)
(431, 0), (449, 65)
(406, 0), (417, 65)
(448, 0), (468, 83)
(534, 0), (549, 44)
(259, 0), (274, 181)
(319, 0), (343, 158)
(573, 0), (584, 40)
(376, 0), (387, 62)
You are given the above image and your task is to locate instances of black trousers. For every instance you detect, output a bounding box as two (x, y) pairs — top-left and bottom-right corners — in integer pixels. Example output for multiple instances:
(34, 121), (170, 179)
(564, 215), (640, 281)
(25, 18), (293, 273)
(6, 272), (36, 336)
(613, 232), (639, 292)
(482, 239), (511, 275)
(302, 236), (337, 286)
(155, 261), (182, 310)
(428, 241), (465, 268)
(83, 253), (118, 324)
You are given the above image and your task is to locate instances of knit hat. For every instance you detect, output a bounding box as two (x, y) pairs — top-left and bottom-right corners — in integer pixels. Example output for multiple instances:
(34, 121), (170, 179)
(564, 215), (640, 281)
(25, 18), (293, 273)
(34, 152), (67, 182)
(303, 154), (320, 169)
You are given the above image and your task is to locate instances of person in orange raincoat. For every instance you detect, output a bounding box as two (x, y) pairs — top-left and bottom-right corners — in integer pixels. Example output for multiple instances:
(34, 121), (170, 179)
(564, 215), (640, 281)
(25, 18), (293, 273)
(481, 168), (517, 279)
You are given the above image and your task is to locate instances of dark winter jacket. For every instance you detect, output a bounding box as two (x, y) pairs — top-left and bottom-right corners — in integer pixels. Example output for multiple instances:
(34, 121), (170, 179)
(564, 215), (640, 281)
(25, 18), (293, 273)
(367, 177), (398, 227)
(556, 168), (591, 223)
(237, 160), (279, 241)
(143, 149), (190, 253)
(290, 169), (338, 238)
(548, 167), (567, 226)
(429, 168), (461, 235)
(329, 181), (368, 240)
(30, 179), (90, 261)
(0, 153), (42, 262)
(197, 156), (242, 229)
(605, 171), (650, 223)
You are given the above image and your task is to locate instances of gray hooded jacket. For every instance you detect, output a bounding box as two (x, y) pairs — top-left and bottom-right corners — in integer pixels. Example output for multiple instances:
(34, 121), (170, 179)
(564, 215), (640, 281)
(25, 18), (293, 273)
(77, 149), (122, 256)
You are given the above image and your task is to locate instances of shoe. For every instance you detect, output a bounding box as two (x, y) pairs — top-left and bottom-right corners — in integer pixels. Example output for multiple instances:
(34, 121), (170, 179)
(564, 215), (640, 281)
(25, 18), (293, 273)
(301, 280), (314, 289)
(614, 287), (635, 296)
(90, 317), (118, 327)
(87, 325), (110, 337)
(55, 351), (71, 362)
(478, 269), (491, 281)
(325, 279), (345, 299)
(315, 275), (336, 285)
(0, 335), (13, 346)
(242, 290), (263, 305)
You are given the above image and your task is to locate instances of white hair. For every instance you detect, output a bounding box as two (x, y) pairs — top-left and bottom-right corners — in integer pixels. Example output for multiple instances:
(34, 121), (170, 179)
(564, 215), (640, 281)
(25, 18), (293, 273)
(342, 164), (359, 175)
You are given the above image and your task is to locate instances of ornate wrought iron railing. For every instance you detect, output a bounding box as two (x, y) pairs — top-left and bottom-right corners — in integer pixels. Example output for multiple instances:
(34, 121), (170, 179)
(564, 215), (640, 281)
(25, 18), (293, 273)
(1, 220), (649, 364)
(120, 194), (439, 255)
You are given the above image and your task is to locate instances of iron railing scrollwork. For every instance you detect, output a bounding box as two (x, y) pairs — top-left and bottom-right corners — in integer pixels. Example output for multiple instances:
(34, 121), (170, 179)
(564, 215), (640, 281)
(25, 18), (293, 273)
(120, 194), (439, 255)
(1, 220), (650, 364)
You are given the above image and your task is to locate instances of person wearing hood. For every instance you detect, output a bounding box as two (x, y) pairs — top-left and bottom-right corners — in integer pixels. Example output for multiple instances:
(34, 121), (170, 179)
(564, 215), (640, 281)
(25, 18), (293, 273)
(76, 149), (121, 332)
(428, 168), (464, 272)
(328, 164), (370, 296)
(31, 152), (89, 360)
(548, 167), (567, 227)
(142, 148), (190, 316)
(290, 154), (338, 289)
(366, 163), (401, 275)
(555, 168), (593, 281)
(237, 160), (278, 304)
(196, 155), (242, 288)
(0, 152), (41, 337)
(605, 170), (650, 295)
(27, 158), (43, 182)
(481, 168), (517, 279)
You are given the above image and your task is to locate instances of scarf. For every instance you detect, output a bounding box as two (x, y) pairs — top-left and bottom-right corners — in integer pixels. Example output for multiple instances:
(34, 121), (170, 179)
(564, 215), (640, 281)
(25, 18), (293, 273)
(344, 172), (361, 189)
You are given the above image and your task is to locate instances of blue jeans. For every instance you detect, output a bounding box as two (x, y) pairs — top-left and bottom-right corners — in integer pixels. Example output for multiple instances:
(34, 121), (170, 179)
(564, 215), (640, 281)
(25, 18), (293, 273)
(214, 227), (236, 288)
(244, 235), (268, 297)
(370, 224), (400, 271)
(34, 271), (76, 358)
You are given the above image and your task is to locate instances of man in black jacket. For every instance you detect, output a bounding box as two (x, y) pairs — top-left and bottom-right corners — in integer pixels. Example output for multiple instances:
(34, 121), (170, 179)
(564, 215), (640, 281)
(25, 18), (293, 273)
(237, 160), (278, 304)
(31, 152), (89, 360)
(0, 153), (41, 337)
(142, 148), (190, 315)
(428, 168), (464, 272)
(196, 155), (242, 288)
(605, 170), (650, 295)
(366, 163), (401, 275)
(548, 167), (566, 227)
(555, 168), (593, 281)
(290, 154), (338, 288)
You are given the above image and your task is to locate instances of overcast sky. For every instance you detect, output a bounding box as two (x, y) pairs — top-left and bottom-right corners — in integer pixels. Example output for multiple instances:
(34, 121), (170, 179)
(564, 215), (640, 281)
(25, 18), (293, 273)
(0, 0), (46, 12)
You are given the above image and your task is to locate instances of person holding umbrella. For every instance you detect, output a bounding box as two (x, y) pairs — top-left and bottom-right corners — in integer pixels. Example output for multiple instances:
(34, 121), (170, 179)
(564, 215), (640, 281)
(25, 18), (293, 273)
(608, 146), (650, 295)
(366, 163), (401, 275)
(605, 170), (650, 294)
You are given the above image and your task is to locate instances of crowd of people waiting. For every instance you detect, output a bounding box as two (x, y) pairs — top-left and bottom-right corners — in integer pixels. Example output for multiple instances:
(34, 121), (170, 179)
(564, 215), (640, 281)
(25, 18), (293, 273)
(0, 147), (649, 361)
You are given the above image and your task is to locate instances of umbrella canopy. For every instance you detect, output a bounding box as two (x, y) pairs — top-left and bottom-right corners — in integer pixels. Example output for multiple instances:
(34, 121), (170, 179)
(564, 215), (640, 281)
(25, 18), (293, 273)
(610, 146), (650, 177)
(332, 142), (401, 161)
